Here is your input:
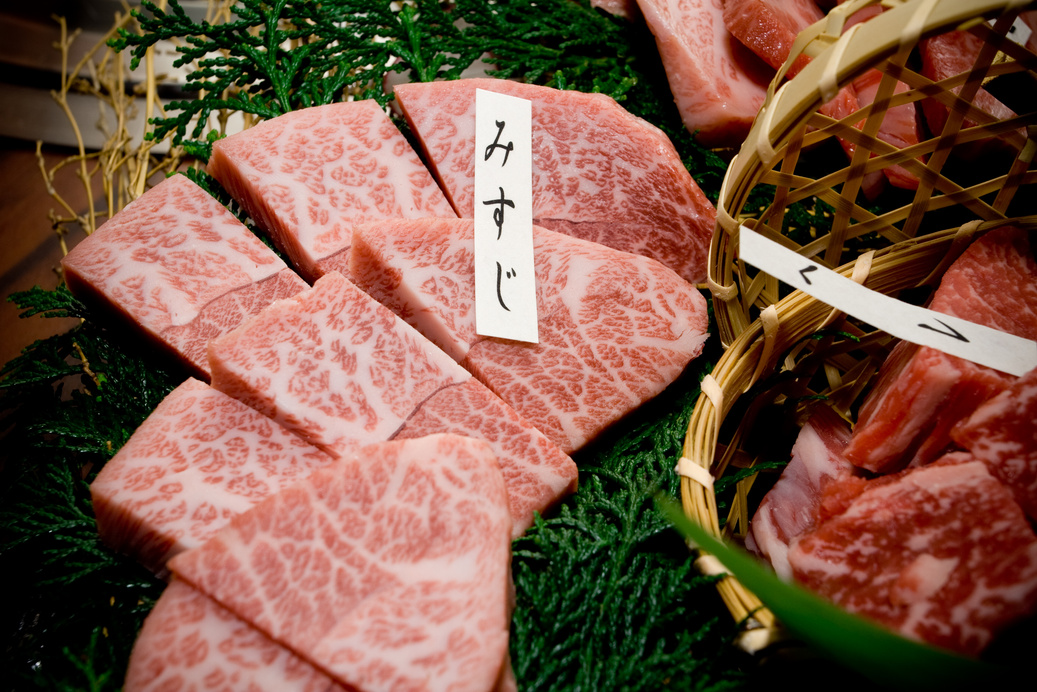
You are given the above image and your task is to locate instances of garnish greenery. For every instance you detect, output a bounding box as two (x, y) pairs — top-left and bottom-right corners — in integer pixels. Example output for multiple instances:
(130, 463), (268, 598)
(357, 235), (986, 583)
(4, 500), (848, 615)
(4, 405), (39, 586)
(1, 287), (178, 691)
(510, 368), (749, 691)
(113, 0), (713, 163)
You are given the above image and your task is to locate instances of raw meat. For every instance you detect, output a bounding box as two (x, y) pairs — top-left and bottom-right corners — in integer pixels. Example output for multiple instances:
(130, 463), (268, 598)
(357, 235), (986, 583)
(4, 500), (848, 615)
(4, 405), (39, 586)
(207, 99), (457, 281)
(346, 218), (710, 453)
(722, 0), (823, 76)
(849, 68), (924, 191)
(787, 455), (1037, 657)
(208, 271), (577, 534)
(60, 174), (308, 379)
(590, 0), (640, 19)
(392, 78), (716, 283)
(919, 28), (1015, 153)
(91, 378), (334, 575)
(633, 0), (772, 148)
(167, 434), (514, 692)
(208, 271), (472, 458)
(745, 407), (857, 580)
(125, 579), (349, 692)
(393, 378), (578, 538)
(844, 226), (1037, 473)
(953, 365), (1037, 521)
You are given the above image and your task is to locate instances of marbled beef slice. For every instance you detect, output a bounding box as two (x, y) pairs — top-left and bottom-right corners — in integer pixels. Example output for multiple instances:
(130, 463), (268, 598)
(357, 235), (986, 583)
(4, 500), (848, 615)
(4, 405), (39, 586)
(953, 365), (1037, 520)
(633, 0), (771, 148)
(207, 99), (456, 282)
(787, 455), (1037, 657)
(209, 270), (577, 535)
(845, 226), (1037, 473)
(167, 434), (513, 692)
(60, 174), (307, 378)
(393, 377), (578, 538)
(745, 407), (858, 580)
(348, 217), (709, 453)
(208, 271), (472, 459)
(125, 579), (350, 692)
(91, 378), (334, 575)
(392, 78), (716, 283)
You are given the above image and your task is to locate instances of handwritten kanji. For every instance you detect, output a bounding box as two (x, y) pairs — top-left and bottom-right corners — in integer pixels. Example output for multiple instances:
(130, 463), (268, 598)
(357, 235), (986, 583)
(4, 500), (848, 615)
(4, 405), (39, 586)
(495, 262), (518, 311)
(482, 187), (515, 239)
(484, 120), (514, 166)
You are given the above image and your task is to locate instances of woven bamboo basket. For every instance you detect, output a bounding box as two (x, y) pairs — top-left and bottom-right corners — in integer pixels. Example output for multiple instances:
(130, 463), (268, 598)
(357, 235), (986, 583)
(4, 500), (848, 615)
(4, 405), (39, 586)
(679, 0), (1037, 656)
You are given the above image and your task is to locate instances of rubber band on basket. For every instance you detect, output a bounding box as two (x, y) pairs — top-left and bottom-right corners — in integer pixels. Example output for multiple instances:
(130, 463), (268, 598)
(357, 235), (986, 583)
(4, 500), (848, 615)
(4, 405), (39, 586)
(675, 456), (714, 493)
(700, 373), (724, 416)
(818, 250), (875, 329)
(694, 553), (730, 578)
(708, 275), (739, 303)
(747, 304), (781, 391)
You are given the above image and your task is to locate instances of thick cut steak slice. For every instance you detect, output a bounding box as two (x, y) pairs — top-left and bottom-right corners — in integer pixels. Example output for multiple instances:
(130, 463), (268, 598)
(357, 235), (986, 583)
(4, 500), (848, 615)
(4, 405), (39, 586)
(168, 434), (513, 692)
(745, 408), (857, 580)
(722, 0), (823, 76)
(209, 271), (576, 534)
(347, 218), (709, 453)
(787, 456), (1037, 657)
(392, 78), (716, 283)
(207, 99), (456, 281)
(208, 271), (472, 459)
(919, 28), (1017, 156)
(633, 0), (771, 148)
(91, 378), (334, 575)
(953, 365), (1037, 521)
(393, 378), (578, 538)
(60, 174), (307, 378)
(849, 69), (924, 191)
(125, 579), (349, 692)
(844, 226), (1037, 473)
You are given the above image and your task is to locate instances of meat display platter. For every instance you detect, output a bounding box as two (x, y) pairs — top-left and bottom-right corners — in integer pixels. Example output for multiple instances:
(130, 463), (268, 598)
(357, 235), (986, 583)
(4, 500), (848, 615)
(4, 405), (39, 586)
(0, 1), (1033, 690)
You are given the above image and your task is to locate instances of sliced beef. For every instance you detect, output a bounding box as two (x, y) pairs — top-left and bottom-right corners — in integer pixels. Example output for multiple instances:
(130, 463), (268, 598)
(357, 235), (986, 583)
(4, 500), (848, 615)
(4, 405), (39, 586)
(208, 271), (577, 533)
(722, 0), (824, 76)
(60, 174), (308, 379)
(207, 99), (457, 281)
(919, 28), (1015, 155)
(208, 271), (472, 458)
(745, 407), (858, 580)
(844, 226), (1037, 473)
(90, 378), (334, 575)
(953, 365), (1037, 521)
(393, 378), (578, 538)
(848, 69), (924, 191)
(633, 0), (772, 148)
(391, 78), (716, 283)
(125, 579), (348, 692)
(167, 434), (513, 692)
(346, 218), (709, 453)
(787, 455), (1037, 657)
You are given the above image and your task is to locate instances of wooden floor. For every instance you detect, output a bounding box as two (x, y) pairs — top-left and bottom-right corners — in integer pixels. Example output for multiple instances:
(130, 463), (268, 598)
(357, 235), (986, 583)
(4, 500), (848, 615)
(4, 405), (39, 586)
(0, 137), (93, 367)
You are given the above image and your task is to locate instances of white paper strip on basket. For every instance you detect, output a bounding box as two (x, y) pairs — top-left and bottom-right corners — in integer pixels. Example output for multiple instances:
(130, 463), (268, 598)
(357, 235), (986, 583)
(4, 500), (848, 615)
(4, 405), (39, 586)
(738, 225), (1037, 377)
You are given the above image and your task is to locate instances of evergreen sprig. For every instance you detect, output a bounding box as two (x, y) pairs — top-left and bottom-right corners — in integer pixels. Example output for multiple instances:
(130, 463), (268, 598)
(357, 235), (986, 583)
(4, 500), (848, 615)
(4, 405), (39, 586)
(510, 370), (748, 691)
(111, 0), (721, 165)
(1, 290), (177, 690)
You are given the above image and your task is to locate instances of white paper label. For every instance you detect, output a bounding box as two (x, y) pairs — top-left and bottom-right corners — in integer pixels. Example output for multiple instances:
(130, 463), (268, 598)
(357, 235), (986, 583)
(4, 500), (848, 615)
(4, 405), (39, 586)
(990, 16), (1033, 47)
(738, 226), (1037, 376)
(473, 89), (538, 343)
